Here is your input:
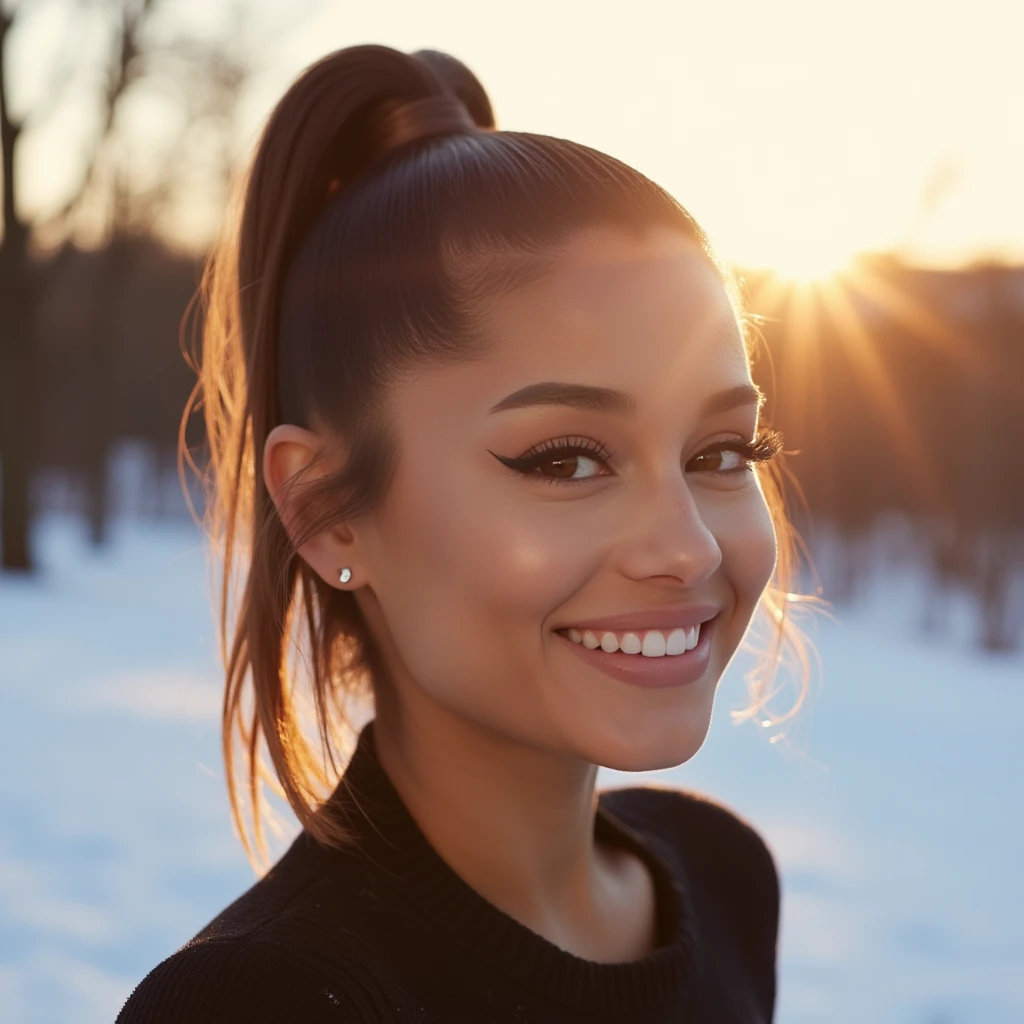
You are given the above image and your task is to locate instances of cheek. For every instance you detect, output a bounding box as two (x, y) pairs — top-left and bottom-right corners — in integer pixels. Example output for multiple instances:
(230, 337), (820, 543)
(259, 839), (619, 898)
(717, 483), (778, 611)
(370, 461), (582, 701)
(393, 483), (578, 622)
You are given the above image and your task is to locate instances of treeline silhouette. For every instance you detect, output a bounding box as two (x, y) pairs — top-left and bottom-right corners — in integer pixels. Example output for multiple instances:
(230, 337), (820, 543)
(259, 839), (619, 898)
(7, 238), (1024, 652)
(31, 236), (205, 543)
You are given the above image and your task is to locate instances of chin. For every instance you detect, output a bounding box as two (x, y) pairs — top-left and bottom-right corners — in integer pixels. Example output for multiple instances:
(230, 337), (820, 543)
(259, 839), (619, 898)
(593, 716), (713, 774)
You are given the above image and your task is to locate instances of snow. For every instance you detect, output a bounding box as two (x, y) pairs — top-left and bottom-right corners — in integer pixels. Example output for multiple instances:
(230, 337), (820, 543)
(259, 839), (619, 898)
(1, 507), (1021, 1023)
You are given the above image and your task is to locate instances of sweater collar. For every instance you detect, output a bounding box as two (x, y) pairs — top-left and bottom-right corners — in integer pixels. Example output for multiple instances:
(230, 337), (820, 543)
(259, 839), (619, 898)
(324, 717), (700, 1016)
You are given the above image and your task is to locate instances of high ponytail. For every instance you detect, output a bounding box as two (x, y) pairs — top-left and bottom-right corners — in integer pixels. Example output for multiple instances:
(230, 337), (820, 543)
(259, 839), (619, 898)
(181, 44), (820, 873)
(187, 46), (492, 870)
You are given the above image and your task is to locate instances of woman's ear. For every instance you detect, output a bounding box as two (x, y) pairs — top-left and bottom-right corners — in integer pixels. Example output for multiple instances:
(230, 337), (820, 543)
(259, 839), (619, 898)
(263, 424), (361, 590)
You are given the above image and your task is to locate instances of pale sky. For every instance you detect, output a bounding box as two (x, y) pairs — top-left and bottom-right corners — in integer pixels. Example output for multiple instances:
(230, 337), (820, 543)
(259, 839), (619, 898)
(9, 0), (1024, 273)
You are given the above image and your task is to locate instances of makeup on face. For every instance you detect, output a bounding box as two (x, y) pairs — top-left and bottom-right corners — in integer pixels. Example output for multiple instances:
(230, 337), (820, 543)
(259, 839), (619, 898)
(369, 228), (778, 762)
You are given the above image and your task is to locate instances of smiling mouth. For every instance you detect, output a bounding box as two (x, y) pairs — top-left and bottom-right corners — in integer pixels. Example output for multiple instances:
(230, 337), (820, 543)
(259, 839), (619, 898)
(551, 614), (718, 689)
(553, 616), (716, 658)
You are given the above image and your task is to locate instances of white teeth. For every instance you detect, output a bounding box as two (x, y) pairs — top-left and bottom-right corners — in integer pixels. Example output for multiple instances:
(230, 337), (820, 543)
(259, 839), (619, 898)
(641, 631), (667, 657)
(563, 624), (701, 657)
(619, 632), (642, 655)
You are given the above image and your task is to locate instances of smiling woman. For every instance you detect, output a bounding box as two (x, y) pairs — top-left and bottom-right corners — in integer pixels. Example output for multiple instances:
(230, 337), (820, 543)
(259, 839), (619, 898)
(117, 43), (817, 1024)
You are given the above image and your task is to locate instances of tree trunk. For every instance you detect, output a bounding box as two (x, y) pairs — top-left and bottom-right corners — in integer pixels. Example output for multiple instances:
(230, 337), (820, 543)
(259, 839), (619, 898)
(0, 10), (34, 573)
(83, 238), (130, 547)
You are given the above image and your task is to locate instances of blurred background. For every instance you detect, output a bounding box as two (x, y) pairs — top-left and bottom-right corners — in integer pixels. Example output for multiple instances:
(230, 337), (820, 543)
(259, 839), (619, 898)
(1, 0), (1022, 1021)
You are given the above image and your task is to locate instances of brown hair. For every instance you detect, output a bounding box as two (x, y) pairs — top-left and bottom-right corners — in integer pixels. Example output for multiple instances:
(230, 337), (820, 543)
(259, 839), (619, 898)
(179, 43), (825, 873)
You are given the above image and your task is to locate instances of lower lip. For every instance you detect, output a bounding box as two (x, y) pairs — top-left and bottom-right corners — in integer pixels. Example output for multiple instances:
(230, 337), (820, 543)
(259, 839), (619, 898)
(554, 615), (718, 689)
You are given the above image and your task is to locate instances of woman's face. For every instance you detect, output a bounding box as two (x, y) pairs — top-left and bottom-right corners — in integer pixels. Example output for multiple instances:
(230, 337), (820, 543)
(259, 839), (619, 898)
(352, 225), (778, 770)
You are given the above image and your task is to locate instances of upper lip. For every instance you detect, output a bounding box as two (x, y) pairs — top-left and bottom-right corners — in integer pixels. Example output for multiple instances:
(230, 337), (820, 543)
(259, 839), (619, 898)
(555, 604), (721, 634)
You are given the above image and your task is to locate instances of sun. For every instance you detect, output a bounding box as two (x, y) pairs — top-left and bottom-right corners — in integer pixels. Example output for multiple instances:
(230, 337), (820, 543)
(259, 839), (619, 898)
(768, 245), (854, 284)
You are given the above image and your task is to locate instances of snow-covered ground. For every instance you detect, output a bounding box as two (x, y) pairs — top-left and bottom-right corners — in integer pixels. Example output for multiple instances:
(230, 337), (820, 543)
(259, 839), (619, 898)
(1, 504), (1021, 1023)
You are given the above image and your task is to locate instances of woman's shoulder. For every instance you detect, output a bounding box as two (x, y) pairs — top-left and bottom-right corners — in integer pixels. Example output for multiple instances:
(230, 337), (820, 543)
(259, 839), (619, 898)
(115, 833), (398, 1022)
(598, 782), (781, 902)
(599, 781), (781, 1010)
(115, 935), (371, 1022)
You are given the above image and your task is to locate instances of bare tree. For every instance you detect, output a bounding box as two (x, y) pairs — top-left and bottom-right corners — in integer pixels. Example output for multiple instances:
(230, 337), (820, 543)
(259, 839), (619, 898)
(1, 0), (163, 567)
(0, 1), (34, 570)
(0, 0), (270, 565)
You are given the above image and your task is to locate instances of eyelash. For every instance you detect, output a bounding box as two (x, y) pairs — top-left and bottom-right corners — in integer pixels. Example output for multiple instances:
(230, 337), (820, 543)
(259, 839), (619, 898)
(491, 428), (785, 486)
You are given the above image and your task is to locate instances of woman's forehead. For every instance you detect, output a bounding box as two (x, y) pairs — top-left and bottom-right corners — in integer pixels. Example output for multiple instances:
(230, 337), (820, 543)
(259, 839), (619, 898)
(547, 225), (721, 292)
(392, 231), (750, 430)
(472, 227), (743, 373)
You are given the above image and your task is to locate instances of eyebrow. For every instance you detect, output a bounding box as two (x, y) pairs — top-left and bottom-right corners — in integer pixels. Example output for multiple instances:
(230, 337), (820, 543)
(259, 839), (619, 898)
(488, 380), (766, 418)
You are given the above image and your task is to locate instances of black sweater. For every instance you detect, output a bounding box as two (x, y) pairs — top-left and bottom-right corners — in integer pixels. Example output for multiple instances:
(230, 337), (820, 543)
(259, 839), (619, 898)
(117, 719), (780, 1022)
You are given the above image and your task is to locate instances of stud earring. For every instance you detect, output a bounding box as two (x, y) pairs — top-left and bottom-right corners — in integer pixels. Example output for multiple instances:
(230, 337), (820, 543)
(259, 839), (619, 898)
(338, 567), (352, 585)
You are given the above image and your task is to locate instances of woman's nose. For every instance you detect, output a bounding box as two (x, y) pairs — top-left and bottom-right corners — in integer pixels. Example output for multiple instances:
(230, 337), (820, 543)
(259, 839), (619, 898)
(619, 476), (723, 588)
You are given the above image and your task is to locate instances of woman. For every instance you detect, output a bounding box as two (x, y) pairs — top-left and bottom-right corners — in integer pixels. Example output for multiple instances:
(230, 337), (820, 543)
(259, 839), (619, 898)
(117, 43), (812, 1023)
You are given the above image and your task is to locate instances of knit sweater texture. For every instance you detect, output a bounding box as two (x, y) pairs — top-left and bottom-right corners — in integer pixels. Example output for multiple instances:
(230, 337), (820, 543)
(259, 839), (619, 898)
(117, 719), (780, 1022)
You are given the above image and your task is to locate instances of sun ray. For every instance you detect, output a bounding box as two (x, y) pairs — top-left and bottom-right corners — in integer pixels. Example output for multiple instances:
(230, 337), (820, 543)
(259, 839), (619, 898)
(839, 262), (1020, 410)
(813, 277), (953, 517)
(844, 264), (970, 364)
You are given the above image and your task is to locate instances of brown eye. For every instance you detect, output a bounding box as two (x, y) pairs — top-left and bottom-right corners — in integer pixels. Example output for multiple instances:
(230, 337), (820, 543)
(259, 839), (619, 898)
(488, 436), (614, 486)
(688, 448), (747, 474)
(688, 430), (786, 477)
(531, 450), (608, 483)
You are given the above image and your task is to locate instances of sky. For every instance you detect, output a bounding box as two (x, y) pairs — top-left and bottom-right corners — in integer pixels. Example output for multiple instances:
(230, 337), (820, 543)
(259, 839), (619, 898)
(8, 0), (1024, 273)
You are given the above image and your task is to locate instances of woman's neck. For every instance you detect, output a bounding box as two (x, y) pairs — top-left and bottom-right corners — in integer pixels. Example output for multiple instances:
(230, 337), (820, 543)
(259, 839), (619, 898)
(370, 697), (658, 962)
